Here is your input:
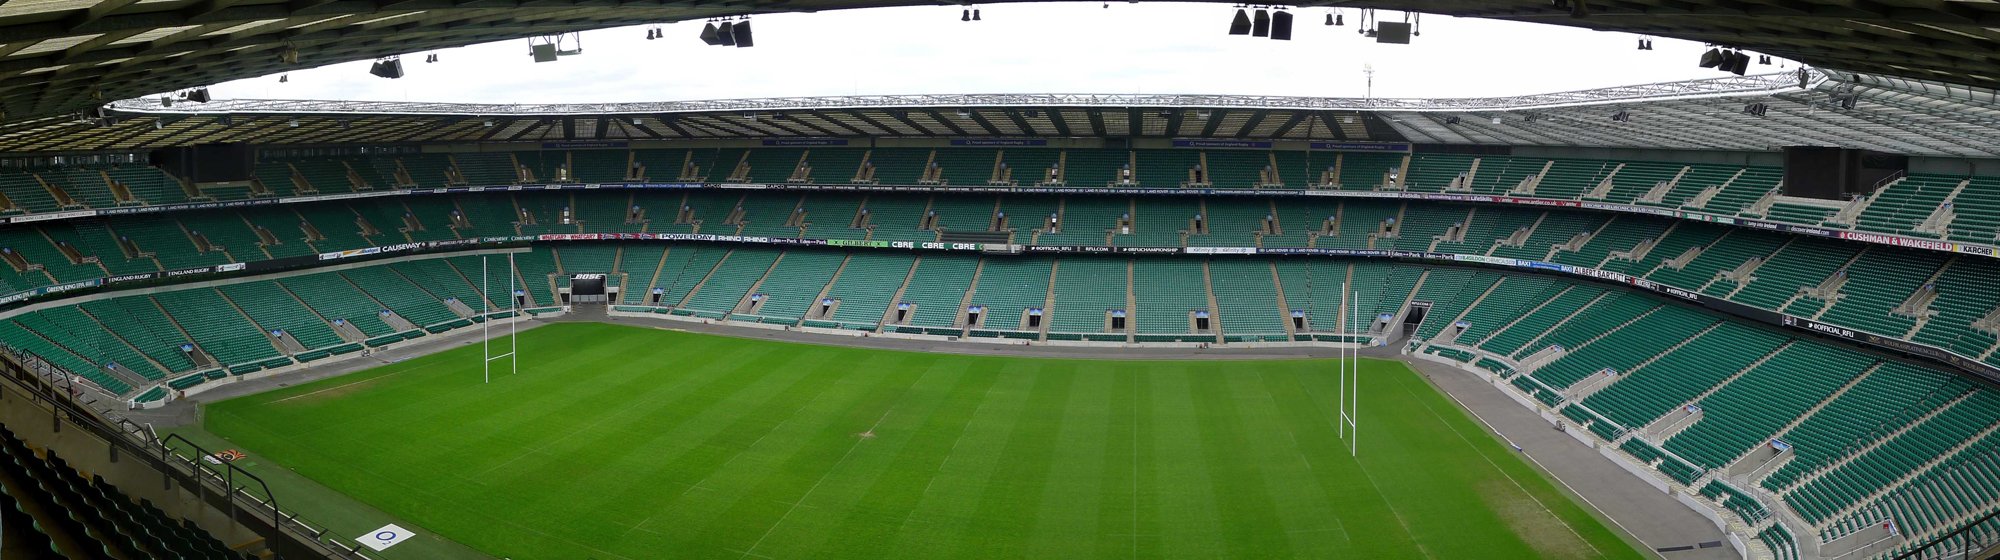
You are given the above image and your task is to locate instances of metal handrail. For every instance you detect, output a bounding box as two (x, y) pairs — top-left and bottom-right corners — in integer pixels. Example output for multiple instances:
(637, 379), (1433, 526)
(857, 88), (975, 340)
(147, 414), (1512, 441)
(0, 343), (375, 559)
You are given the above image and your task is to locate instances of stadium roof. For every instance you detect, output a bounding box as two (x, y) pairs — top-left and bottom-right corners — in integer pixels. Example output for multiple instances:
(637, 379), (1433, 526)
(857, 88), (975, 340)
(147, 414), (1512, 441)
(7, 69), (2000, 157)
(5, 0), (2000, 123)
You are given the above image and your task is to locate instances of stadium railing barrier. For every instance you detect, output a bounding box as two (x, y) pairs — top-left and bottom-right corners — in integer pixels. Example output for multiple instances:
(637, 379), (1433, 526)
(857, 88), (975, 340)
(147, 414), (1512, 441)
(0, 342), (380, 559)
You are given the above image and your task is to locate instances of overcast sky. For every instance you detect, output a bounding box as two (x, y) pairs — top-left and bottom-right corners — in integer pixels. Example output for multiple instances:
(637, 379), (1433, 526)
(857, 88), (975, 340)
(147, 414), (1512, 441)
(204, 3), (1781, 104)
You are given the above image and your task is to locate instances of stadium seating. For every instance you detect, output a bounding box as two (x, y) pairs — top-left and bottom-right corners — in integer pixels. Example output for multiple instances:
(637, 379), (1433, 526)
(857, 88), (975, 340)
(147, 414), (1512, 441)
(1818, 248), (1950, 336)
(342, 266), (460, 327)
(1947, 177), (2000, 244)
(152, 288), (283, 367)
(1582, 321), (1787, 431)
(1853, 175), (1961, 235)
(747, 250), (844, 321)
(1476, 285), (1606, 357)
(1661, 342), (1874, 470)
(898, 255), (979, 328)
(1207, 259), (1286, 337)
(817, 252), (912, 329)
(1549, 215), (1664, 269)
(1411, 272), (1498, 341)
(9, 149), (2000, 557)
(216, 280), (346, 349)
(1760, 364), (1976, 492)
(1528, 296), (1699, 389)
(0, 425), (253, 560)
(681, 248), (780, 316)
(965, 257), (1052, 332)
(1049, 257), (1127, 336)
(928, 192), (996, 235)
(277, 273), (396, 336)
(1120, 197), (1196, 247)
(1131, 259), (1207, 338)
(1783, 388), (1998, 525)
(389, 258), (490, 309)
(1449, 276), (1561, 344)
(3, 182), (1999, 373)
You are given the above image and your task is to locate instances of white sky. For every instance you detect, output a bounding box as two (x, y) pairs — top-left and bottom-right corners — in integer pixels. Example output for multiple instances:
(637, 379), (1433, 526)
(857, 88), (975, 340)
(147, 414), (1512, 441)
(204, 3), (1782, 104)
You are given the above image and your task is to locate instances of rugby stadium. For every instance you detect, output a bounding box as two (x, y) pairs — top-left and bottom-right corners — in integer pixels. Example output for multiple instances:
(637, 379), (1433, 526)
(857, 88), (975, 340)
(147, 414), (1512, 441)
(0, 2), (1998, 560)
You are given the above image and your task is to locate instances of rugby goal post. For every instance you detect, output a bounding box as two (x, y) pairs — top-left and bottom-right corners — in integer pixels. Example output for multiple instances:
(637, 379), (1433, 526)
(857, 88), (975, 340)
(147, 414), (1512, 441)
(1337, 284), (1358, 457)
(482, 254), (519, 384)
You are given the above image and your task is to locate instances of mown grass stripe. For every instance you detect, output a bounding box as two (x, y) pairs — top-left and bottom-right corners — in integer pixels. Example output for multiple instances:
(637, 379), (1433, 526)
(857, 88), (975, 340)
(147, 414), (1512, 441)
(188, 323), (1643, 560)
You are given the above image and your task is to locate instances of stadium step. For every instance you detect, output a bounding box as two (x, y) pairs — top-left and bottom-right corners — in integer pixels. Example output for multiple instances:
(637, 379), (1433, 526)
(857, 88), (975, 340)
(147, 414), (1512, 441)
(1506, 291), (1613, 359)
(1604, 220), (1674, 268)
(1200, 260), (1222, 342)
(1635, 166), (1688, 204)
(1723, 237), (1794, 297)
(73, 306), (181, 378)
(727, 251), (786, 317)
(1778, 388), (1978, 495)
(1376, 269), (1429, 340)
(1907, 177), (1973, 237)
(1506, 159), (1554, 196)
(1548, 215), (1611, 262)
(1487, 209), (1540, 256)
(1664, 342), (1795, 449)
(1037, 260), (1059, 340)
(1893, 257), (1954, 338)
(1651, 228), (1720, 278)
(1334, 262), (1356, 334)
(1718, 360), (1873, 479)
(1795, 248), (1867, 314)
(1310, 201), (1343, 248)
(142, 295), (217, 369)
(804, 253), (852, 322)
(1742, 188), (1780, 217)
(270, 280), (361, 342)
(1431, 208), (1468, 252)
(1824, 187), (1881, 227)
(1513, 345), (1568, 379)
(877, 255), (921, 332)
(953, 257), (985, 331)
(1441, 157), (1480, 192)
(1816, 420), (2000, 533)
(1427, 276), (1503, 348)
(1123, 259), (1137, 342)
(672, 248), (732, 309)
(1579, 320), (1725, 405)
(1582, 162), (1625, 200)
(1683, 168), (1743, 210)
(441, 258), (501, 310)
(330, 269), (423, 330)
(1268, 261), (1297, 339)
(1473, 284), (1576, 348)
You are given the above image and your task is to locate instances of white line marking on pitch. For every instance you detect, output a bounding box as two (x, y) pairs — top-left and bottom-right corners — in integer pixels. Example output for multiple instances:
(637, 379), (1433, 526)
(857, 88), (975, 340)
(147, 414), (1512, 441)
(1437, 387), (1648, 557)
(1131, 374), (1141, 560)
(676, 374), (850, 498)
(882, 377), (1007, 540)
(475, 359), (716, 478)
(735, 408), (895, 559)
(1258, 373), (1345, 543)
(268, 366), (420, 403)
(1409, 377), (1604, 558)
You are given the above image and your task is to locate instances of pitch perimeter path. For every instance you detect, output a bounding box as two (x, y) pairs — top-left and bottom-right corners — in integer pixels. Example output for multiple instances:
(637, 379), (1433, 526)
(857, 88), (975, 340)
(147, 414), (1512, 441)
(186, 322), (1642, 560)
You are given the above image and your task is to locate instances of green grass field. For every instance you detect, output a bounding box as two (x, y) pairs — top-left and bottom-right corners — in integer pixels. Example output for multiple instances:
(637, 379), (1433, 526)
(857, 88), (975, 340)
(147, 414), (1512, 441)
(187, 322), (1642, 560)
